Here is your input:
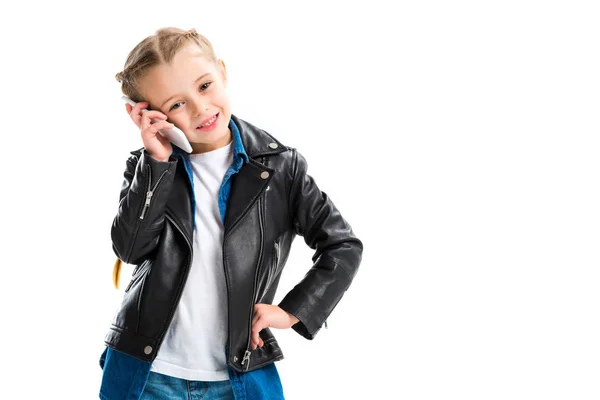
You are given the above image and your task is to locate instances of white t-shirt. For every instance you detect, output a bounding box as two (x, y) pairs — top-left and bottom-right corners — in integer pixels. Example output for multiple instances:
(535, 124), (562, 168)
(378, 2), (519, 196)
(151, 141), (233, 381)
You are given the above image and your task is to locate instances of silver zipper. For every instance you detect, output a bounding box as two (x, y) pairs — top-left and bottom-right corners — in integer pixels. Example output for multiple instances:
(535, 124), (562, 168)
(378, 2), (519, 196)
(140, 166), (169, 220)
(241, 350), (252, 370)
(140, 191), (153, 219)
(243, 197), (264, 371)
(260, 240), (280, 300)
(242, 161), (267, 371)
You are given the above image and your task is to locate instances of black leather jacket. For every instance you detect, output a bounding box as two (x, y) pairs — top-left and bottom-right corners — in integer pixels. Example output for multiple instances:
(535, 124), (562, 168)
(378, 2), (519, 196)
(105, 115), (363, 372)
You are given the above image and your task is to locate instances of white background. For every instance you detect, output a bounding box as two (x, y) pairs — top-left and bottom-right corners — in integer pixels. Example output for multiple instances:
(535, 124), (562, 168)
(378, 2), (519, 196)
(1, 1), (599, 399)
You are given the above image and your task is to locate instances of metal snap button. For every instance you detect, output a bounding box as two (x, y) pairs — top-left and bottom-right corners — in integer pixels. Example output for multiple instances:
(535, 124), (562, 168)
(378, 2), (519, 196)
(144, 346), (153, 355)
(269, 143), (278, 149)
(260, 171), (269, 179)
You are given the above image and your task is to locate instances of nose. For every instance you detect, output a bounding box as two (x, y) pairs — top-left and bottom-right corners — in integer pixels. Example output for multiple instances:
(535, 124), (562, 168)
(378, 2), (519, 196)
(190, 96), (208, 116)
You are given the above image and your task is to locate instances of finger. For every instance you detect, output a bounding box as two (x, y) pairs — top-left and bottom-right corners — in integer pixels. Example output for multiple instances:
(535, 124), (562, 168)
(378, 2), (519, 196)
(252, 320), (264, 350)
(140, 110), (168, 123)
(129, 101), (148, 119)
(252, 329), (260, 350)
(141, 111), (169, 130)
(128, 103), (147, 129)
(252, 304), (262, 326)
(259, 338), (264, 348)
(125, 104), (132, 114)
(133, 101), (149, 113)
(142, 120), (174, 136)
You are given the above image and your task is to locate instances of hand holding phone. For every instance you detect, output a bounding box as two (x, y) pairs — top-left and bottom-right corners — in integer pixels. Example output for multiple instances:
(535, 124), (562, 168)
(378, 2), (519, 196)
(122, 96), (193, 155)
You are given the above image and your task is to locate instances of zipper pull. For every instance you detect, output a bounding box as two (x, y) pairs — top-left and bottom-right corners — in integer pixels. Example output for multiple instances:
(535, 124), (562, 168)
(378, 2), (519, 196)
(324, 320), (328, 329)
(145, 191), (153, 205)
(241, 350), (251, 371)
(139, 191), (153, 220)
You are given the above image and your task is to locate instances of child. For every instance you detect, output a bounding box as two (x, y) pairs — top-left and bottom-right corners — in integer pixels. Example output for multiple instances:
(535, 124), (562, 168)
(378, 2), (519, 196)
(99, 27), (363, 400)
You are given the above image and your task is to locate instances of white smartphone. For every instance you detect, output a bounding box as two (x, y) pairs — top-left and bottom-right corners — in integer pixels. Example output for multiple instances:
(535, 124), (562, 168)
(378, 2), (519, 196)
(121, 95), (193, 153)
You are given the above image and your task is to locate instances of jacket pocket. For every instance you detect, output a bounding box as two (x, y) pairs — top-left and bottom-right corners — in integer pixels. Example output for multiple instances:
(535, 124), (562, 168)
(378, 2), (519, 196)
(111, 259), (152, 332)
(124, 259), (151, 293)
(255, 239), (280, 304)
(264, 239), (280, 296)
(139, 165), (170, 220)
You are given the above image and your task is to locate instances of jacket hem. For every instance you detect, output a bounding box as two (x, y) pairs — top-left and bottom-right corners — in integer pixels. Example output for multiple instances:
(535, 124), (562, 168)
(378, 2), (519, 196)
(105, 326), (156, 363)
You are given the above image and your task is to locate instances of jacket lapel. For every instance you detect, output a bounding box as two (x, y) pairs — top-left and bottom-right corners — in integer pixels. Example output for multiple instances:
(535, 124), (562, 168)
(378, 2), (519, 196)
(166, 115), (288, 239)
(224, 158), (273, 237)
(222, 115), (288, 236)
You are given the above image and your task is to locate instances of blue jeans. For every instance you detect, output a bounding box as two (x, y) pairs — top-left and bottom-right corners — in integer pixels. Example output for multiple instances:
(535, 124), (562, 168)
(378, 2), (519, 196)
(140, 371), (235, 400)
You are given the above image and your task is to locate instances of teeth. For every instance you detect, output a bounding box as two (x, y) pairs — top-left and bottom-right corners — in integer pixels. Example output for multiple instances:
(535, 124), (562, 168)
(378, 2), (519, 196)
(202, 115), (217, 127)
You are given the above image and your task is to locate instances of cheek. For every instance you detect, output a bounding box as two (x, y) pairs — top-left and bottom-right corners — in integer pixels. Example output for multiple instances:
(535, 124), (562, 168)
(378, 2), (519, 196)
(171, 115), (188, 127)
(213, 89), (230, 110)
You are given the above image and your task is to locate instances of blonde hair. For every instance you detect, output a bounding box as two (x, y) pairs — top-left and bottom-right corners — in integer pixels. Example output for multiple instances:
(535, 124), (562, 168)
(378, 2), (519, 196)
(115, 27), (218, 103)
(113, 258), (122, 289)
(112, 28), (217, 289)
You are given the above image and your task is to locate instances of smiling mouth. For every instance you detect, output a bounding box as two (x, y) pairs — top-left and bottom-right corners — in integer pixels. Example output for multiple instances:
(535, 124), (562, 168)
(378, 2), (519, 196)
(197, 113), (219, 129)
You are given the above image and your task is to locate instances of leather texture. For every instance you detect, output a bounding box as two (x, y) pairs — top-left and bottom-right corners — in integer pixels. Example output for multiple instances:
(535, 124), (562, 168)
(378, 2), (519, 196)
(105, 115), (363, 372)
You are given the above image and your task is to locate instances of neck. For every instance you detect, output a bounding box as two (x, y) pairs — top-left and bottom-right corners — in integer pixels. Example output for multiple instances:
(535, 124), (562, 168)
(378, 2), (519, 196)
(190, 128), (232, 154)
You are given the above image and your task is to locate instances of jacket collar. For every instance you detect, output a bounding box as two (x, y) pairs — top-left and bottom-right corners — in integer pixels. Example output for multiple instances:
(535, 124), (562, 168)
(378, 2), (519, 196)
(231, 114), (288, 158)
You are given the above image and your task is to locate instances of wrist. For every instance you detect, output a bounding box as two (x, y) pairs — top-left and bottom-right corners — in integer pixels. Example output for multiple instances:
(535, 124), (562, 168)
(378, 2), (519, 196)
(147, 152), (170, 163)
(288, 314), (299, 325)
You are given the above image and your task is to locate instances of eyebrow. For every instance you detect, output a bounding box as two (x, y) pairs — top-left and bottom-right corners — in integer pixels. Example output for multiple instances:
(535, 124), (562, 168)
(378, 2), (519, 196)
(159, 73), (211, 109)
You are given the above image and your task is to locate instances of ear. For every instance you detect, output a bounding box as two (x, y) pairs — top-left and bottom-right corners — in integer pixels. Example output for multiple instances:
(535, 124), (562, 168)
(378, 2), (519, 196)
(218, 59), (228, 87)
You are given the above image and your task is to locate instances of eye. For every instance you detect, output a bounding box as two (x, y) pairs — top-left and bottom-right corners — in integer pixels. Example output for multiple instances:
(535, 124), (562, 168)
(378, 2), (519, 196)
(169, 101), (183, 112)
(166, 83), (211, 112)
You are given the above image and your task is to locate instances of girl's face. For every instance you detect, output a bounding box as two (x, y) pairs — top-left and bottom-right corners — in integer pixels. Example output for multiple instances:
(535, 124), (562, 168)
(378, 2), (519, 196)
(138, 43), (232, 154)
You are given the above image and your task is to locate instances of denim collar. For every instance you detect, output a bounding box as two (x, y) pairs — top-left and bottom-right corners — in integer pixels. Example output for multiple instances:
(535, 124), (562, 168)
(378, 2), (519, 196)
(172, 117), (249, 164)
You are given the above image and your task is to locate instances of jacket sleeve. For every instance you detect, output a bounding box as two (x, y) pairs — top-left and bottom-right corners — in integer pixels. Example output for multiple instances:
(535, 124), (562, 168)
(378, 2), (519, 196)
(278, 148), (363, 340)
(111, 149), (178, 265)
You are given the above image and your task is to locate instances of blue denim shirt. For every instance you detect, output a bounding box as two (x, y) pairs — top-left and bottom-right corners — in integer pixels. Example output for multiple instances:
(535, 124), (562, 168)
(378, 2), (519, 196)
(99, 119), (285, 400)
